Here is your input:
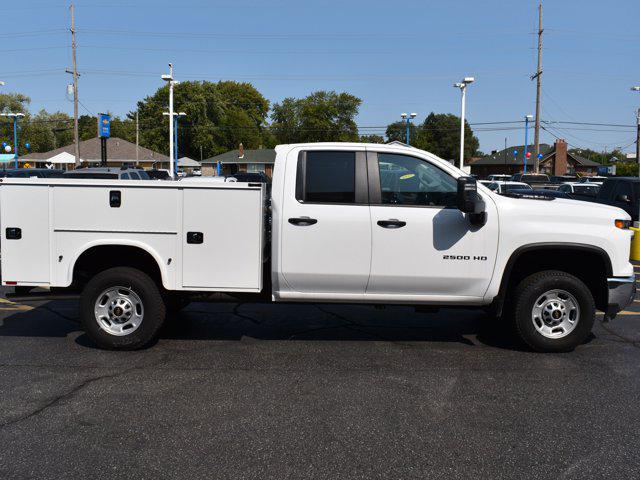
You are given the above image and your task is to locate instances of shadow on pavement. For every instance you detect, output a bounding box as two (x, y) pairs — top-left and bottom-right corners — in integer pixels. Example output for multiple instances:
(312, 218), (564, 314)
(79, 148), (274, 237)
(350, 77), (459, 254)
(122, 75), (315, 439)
(0, 300), (525, 350)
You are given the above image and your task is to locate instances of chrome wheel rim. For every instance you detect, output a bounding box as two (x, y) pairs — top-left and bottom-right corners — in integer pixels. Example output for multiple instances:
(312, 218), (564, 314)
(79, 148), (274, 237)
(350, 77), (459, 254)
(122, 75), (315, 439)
(531, 289), (580, 339)
(94, 286), (144, 336)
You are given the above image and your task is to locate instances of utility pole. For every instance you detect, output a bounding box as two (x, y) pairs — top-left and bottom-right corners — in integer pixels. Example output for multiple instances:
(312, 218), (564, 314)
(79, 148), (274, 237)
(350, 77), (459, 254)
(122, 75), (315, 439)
(532, 2), (543, 172)
(632, 87), (640, 177)
(636, 108), (640, 177)
(135, 109), (139, 165)
(504, 137), (507, 173)
(69, 4), (80, 167)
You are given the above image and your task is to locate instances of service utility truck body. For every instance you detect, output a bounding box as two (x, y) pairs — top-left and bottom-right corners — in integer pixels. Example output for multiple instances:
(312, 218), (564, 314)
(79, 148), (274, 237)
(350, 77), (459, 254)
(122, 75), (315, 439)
(1, 143), (635, 352)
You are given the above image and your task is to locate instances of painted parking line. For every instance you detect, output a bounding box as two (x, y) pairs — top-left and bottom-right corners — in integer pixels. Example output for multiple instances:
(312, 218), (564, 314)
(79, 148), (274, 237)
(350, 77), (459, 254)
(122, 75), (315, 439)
(0, 297), (33, 312)
(596, 311), (639, 316)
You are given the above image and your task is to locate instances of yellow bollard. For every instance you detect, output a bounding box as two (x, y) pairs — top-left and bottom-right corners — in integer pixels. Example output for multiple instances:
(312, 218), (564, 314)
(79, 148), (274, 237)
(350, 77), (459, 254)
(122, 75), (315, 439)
(630, 227), (640, 261)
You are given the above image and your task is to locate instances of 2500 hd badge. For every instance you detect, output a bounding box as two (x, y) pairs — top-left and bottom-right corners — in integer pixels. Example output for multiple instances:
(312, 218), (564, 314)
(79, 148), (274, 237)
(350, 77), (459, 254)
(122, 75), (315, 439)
(442, 255), (488, 261)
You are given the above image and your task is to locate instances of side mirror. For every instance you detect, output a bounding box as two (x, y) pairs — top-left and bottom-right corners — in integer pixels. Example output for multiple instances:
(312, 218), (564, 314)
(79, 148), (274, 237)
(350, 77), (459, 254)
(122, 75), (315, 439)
(616, 194), (631, 203)
(457, 176), (486, 225)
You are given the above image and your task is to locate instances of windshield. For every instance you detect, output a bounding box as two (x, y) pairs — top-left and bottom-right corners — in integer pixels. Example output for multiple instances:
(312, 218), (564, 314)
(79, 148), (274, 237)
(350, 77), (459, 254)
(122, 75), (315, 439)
(573, 185), (599, 194)
(522, 175), (549, 182)
(504, 183), (532, 192)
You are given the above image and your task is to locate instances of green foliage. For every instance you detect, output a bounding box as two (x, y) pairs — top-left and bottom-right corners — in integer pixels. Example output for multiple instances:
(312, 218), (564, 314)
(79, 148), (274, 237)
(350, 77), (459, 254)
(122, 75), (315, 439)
(415, 113), (480, 162)
(359, 134), (385, 144)
(613, 162), (637, 176)
(134, 80), (270, 159)
(384, 121), (418, 145)
(0, 92), (30, 114)
(569, 148), (627, 165)
(271, 91), (361, 143)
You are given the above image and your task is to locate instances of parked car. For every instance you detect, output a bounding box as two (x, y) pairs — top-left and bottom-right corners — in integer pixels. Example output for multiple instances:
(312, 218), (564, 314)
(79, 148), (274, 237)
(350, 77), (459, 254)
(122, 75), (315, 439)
(509, 173), (556, 189)
(557, 183), (600, 198)
(0, 168), (64, 178)
(507, 188), (572, 199)
(486, 181), (533, 194)
(64, 167), (150, 180)
(586, 177), (640, 221)
(487, 174), (511, 182)
(1, 142), (635, 353)
(578, 176), (607, 185)
(146, 169), (171, 180)
(550, 175), (579, 184)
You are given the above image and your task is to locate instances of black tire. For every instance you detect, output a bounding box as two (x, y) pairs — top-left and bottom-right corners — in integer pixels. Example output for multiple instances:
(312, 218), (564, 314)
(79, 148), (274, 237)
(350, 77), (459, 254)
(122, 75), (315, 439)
(511, 270), (595, 353)
(80, 267), (166, 350)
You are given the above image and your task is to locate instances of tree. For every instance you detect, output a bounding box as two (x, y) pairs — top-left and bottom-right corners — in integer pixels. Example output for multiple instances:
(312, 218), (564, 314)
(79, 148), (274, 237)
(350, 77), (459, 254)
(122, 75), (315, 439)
(416, 113), (479, 162)
(385, 121), (418, 145)
(134, 80), (270, 159)
(359, 134), (384, 144)
(271, 91), (361, 143)
(569, 148), (627, 166)
(0, 92), (30, 114)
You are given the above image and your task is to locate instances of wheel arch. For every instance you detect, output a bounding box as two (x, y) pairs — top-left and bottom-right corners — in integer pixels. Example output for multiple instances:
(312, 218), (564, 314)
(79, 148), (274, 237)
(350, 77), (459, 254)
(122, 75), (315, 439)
(493, 242), (612, 315)
(68, 240), (171, 290)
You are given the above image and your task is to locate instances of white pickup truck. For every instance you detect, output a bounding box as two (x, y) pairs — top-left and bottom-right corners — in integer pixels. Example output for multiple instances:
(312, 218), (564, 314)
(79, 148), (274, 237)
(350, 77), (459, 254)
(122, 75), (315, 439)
(1, 142), (635, 352)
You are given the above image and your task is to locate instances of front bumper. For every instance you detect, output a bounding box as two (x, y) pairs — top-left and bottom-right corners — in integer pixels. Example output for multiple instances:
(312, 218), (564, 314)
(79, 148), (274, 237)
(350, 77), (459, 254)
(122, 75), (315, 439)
(605, 275), (636, 319)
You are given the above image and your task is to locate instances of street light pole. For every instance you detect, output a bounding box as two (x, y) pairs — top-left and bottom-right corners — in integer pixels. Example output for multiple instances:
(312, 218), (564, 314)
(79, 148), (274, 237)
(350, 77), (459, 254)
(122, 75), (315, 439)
(523, 115), (533, 174)
(400, 112), (417, 145)
(163, 110), (187, 178)
(0, 113), (25, 168)
(161, 64), (177, 178)
(174, 112), (186, 177)
(453, 77), (475, 169)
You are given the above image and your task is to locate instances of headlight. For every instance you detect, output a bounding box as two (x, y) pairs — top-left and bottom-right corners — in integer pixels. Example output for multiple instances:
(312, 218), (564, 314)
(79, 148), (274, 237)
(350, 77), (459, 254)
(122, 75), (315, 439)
(615, 219), (631, 229)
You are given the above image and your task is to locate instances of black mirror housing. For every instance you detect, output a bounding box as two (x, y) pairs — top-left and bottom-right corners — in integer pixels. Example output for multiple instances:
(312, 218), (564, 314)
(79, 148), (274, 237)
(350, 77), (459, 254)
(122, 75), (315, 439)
(457, 177), (485, 214)
(457, 176), (486, 225)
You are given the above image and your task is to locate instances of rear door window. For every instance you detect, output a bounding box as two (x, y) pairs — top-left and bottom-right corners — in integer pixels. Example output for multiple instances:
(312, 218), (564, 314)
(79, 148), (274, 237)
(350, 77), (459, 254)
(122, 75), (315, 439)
(297, 151), (356, 203)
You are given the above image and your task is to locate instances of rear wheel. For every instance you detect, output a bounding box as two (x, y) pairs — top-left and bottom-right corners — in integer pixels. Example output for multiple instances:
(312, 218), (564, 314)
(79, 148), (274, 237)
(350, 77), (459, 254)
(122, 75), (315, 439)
(511, 270), (595, 352)
(80, 267), (166, 350)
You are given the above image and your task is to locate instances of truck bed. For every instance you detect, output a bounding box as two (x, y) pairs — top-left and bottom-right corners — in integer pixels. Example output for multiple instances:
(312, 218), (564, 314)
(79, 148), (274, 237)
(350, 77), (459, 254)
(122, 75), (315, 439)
(0, 178), (265, 292)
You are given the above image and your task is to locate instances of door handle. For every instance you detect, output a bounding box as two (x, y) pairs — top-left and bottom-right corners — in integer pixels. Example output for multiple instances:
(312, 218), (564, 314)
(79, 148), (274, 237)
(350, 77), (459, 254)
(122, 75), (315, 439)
(186, 231), (204, 244)
(288, 217), (318, 226)
(377, 219), (406, 229)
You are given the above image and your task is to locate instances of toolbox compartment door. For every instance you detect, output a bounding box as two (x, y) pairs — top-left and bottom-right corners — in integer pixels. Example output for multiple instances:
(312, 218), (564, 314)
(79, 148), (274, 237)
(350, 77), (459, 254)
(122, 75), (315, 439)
(1, 184), (51, 284)
(182, 186), (263, 290)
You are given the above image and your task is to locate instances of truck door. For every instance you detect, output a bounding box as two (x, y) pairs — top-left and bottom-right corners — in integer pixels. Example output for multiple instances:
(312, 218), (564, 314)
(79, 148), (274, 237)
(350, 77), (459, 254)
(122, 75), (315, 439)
(279, 148), (371, 294)
(366, 151), (498, 299)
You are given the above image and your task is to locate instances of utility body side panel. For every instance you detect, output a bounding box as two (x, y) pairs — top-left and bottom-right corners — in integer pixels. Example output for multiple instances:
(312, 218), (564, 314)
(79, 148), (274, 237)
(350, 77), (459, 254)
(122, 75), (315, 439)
(0, 179), (264, 293)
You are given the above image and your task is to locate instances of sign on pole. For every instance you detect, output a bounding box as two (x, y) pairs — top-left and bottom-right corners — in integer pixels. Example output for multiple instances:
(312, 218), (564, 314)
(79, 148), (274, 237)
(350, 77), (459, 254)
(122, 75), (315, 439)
(98, 114), (111, 138)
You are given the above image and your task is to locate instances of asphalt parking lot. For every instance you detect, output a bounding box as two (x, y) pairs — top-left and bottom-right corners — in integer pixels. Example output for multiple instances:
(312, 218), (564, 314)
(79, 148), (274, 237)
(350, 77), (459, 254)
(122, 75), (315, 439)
(0, 272), (639, 479)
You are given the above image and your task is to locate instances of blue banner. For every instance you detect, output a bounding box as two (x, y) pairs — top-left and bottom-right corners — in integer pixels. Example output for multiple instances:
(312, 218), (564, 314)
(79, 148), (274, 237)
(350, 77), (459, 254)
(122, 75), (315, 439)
(98, 114), (111, 138)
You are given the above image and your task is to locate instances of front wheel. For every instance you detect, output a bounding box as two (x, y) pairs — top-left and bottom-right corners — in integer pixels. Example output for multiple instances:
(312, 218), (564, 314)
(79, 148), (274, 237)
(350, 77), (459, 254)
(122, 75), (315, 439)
(511, 270), (595, 352)
(80, 267), (166, 350)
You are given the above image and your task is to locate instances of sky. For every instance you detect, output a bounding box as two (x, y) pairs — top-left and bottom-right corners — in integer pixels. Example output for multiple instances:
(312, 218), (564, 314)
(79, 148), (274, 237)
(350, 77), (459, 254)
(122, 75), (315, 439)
(1, 0), (639, 155)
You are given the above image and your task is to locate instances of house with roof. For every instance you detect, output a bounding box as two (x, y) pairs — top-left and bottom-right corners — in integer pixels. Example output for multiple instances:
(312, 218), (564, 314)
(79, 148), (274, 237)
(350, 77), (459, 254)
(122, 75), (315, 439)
(177, 156), (201, 173)
(202, 144), (275, 177)
(20, 137), (168, 170)
(470, 140), (601, 178)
